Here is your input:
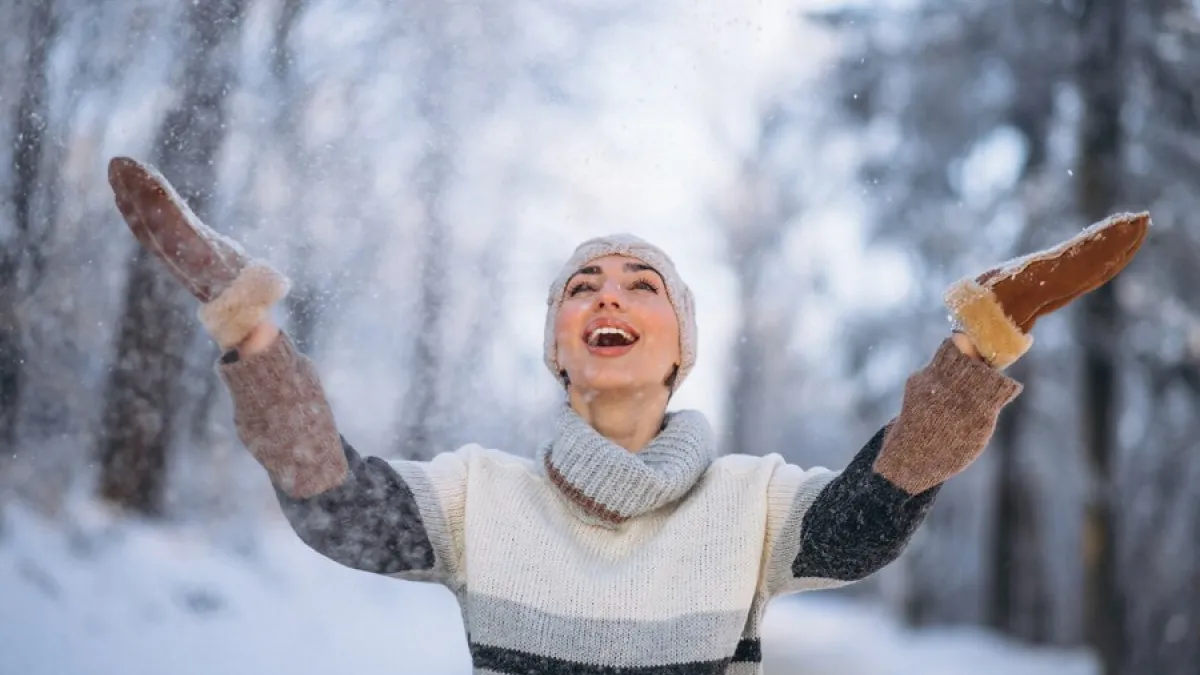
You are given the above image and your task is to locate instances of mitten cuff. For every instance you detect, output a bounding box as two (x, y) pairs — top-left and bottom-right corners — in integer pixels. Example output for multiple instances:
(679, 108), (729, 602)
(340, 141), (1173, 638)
(198, 260), (290, 349)
(217, 332), (348, 497)
(944, 278), (1032, 370)
(873, 338), (1023, 495)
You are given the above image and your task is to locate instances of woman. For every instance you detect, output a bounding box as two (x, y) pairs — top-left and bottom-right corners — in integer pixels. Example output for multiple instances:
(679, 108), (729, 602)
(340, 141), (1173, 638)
(107, 156), (1147, 674)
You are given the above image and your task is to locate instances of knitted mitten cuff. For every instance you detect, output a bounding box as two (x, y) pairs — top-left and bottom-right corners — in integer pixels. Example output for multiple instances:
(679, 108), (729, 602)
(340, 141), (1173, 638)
(218, 333), (347, 497)
(873, 338), (1023, 495)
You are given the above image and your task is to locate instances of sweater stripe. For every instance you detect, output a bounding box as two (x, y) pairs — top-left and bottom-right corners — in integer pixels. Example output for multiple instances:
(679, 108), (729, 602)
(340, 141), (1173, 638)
(731, 638), (761, 663)
(467, 594), (748, 666)
(469, 643), (737, 674)
(542, 453), (626, 524)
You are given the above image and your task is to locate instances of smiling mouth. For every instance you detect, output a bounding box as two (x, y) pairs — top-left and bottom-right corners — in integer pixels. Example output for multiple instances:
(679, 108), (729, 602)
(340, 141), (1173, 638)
(583, 321), (640, 350)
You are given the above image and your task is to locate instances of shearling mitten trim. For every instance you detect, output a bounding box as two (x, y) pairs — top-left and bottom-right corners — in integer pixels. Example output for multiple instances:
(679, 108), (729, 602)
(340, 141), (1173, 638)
(943, 211), (1149, 370)
(198, 260), (290, 349)
(944, 278), (1033, 370)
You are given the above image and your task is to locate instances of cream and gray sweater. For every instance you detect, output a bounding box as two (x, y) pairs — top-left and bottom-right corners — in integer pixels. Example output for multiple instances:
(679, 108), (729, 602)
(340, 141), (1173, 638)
(218, 335), (1021, 674)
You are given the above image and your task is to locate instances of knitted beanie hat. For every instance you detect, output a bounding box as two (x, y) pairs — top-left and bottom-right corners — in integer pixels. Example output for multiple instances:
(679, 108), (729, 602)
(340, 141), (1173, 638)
(544, 234), (697, 391)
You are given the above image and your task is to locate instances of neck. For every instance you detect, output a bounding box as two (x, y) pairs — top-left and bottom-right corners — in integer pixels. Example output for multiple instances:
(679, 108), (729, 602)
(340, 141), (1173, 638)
(568, 387), (669, 452)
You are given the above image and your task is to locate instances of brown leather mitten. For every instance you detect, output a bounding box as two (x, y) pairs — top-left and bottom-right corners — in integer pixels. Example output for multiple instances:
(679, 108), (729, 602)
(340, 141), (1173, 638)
(945, 211), (1150, 369)
(108, 156), (290, 349)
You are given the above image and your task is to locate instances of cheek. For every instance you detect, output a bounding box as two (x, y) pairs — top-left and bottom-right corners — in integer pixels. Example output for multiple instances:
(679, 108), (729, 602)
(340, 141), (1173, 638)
(640, 303), (680, 358)
(554, 302), (587, 351)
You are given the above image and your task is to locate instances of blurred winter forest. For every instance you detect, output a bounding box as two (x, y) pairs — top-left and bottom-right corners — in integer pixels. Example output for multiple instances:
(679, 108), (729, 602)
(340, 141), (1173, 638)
(1, 0), (1198, 673)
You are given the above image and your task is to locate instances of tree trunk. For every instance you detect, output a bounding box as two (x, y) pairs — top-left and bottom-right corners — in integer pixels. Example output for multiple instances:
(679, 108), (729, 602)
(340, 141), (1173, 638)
(1075, 0), (1128, 671)
(718, 127), (796, 458)
(1114, 1), (1200, 670)
(988, 107), (1061, 643)
(396, 144), (451, 460)
(987, 357), (1060, 641)
(726, 277), (763, 456)
(2, 0), (59, 456)
(902, 463), (994, 626)
(97, 0), (247, 516)
(270, 0), (326, 355)
(396, 2), (455, 461)
(97, 249), (194, 514)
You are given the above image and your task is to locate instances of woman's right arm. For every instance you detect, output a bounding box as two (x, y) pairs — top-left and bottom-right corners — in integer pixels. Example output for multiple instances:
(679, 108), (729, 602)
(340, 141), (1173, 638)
(103, 158), (467, 585)
(220, 321), (467, 586)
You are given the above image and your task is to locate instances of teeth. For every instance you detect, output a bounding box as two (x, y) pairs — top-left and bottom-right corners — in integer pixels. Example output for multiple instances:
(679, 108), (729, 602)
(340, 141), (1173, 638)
(588, 326), (634, 346)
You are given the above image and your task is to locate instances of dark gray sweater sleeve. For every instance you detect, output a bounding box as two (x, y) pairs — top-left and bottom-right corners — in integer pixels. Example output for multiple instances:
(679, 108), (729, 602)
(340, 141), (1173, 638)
(762, 428), (936, 595)
(764, 339), (1020, 595)
(218, 333), (467, 585)
(788, 426), (939, 583)
(274, 437), (436, 576)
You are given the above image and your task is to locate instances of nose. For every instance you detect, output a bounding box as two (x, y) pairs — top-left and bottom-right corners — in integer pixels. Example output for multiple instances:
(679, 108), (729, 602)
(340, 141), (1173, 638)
(594, 279), (624, 309)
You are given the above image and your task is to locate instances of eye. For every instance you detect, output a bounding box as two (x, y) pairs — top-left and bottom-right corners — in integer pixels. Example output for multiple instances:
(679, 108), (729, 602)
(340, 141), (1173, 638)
(568, 281), (598, 297)
(631, 278), (659, 293)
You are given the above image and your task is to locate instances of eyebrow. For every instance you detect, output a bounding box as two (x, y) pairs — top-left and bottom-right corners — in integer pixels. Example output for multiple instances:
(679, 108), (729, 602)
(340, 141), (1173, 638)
(572, 262), (659, 276)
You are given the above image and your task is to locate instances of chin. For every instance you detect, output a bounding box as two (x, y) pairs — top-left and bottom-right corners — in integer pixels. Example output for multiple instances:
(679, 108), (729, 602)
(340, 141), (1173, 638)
(573, 366), (659, 396)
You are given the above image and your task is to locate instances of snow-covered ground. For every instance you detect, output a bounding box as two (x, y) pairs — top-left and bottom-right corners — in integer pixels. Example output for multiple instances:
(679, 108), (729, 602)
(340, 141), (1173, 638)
(0, 499), (1097, 675)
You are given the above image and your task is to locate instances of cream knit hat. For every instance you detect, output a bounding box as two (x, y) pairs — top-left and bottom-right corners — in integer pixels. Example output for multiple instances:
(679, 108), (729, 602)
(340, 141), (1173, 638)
(543, 234), (697, 391)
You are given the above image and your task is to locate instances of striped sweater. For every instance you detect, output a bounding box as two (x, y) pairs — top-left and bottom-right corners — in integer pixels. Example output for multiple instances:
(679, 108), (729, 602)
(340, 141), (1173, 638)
(218, 335), (1021, 674)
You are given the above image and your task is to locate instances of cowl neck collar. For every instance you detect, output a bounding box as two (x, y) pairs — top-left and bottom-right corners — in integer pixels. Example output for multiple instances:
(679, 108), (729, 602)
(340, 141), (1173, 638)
(538, 405), (717, 528)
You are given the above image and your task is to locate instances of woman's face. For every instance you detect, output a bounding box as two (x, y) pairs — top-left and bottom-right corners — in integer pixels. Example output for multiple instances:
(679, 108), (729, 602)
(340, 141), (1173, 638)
(554, 255), (681, 395)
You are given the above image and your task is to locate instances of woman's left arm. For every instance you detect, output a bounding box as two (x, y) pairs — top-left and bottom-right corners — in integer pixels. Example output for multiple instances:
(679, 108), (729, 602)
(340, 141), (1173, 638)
(761, 211), (1150, 596)
(762, 336), (1021, 596)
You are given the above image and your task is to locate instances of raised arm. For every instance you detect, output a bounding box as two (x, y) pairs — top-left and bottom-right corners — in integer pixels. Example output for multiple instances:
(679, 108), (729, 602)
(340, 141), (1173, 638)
(761, 212), (1150, 596)
(106, 157), (466, 587)
(220, 323), (467, 585)
(762, 338), (1018, 596)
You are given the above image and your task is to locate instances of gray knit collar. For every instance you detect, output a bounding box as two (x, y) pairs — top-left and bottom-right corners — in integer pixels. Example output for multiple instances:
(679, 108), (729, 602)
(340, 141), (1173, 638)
(538, 405), (717, 528)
